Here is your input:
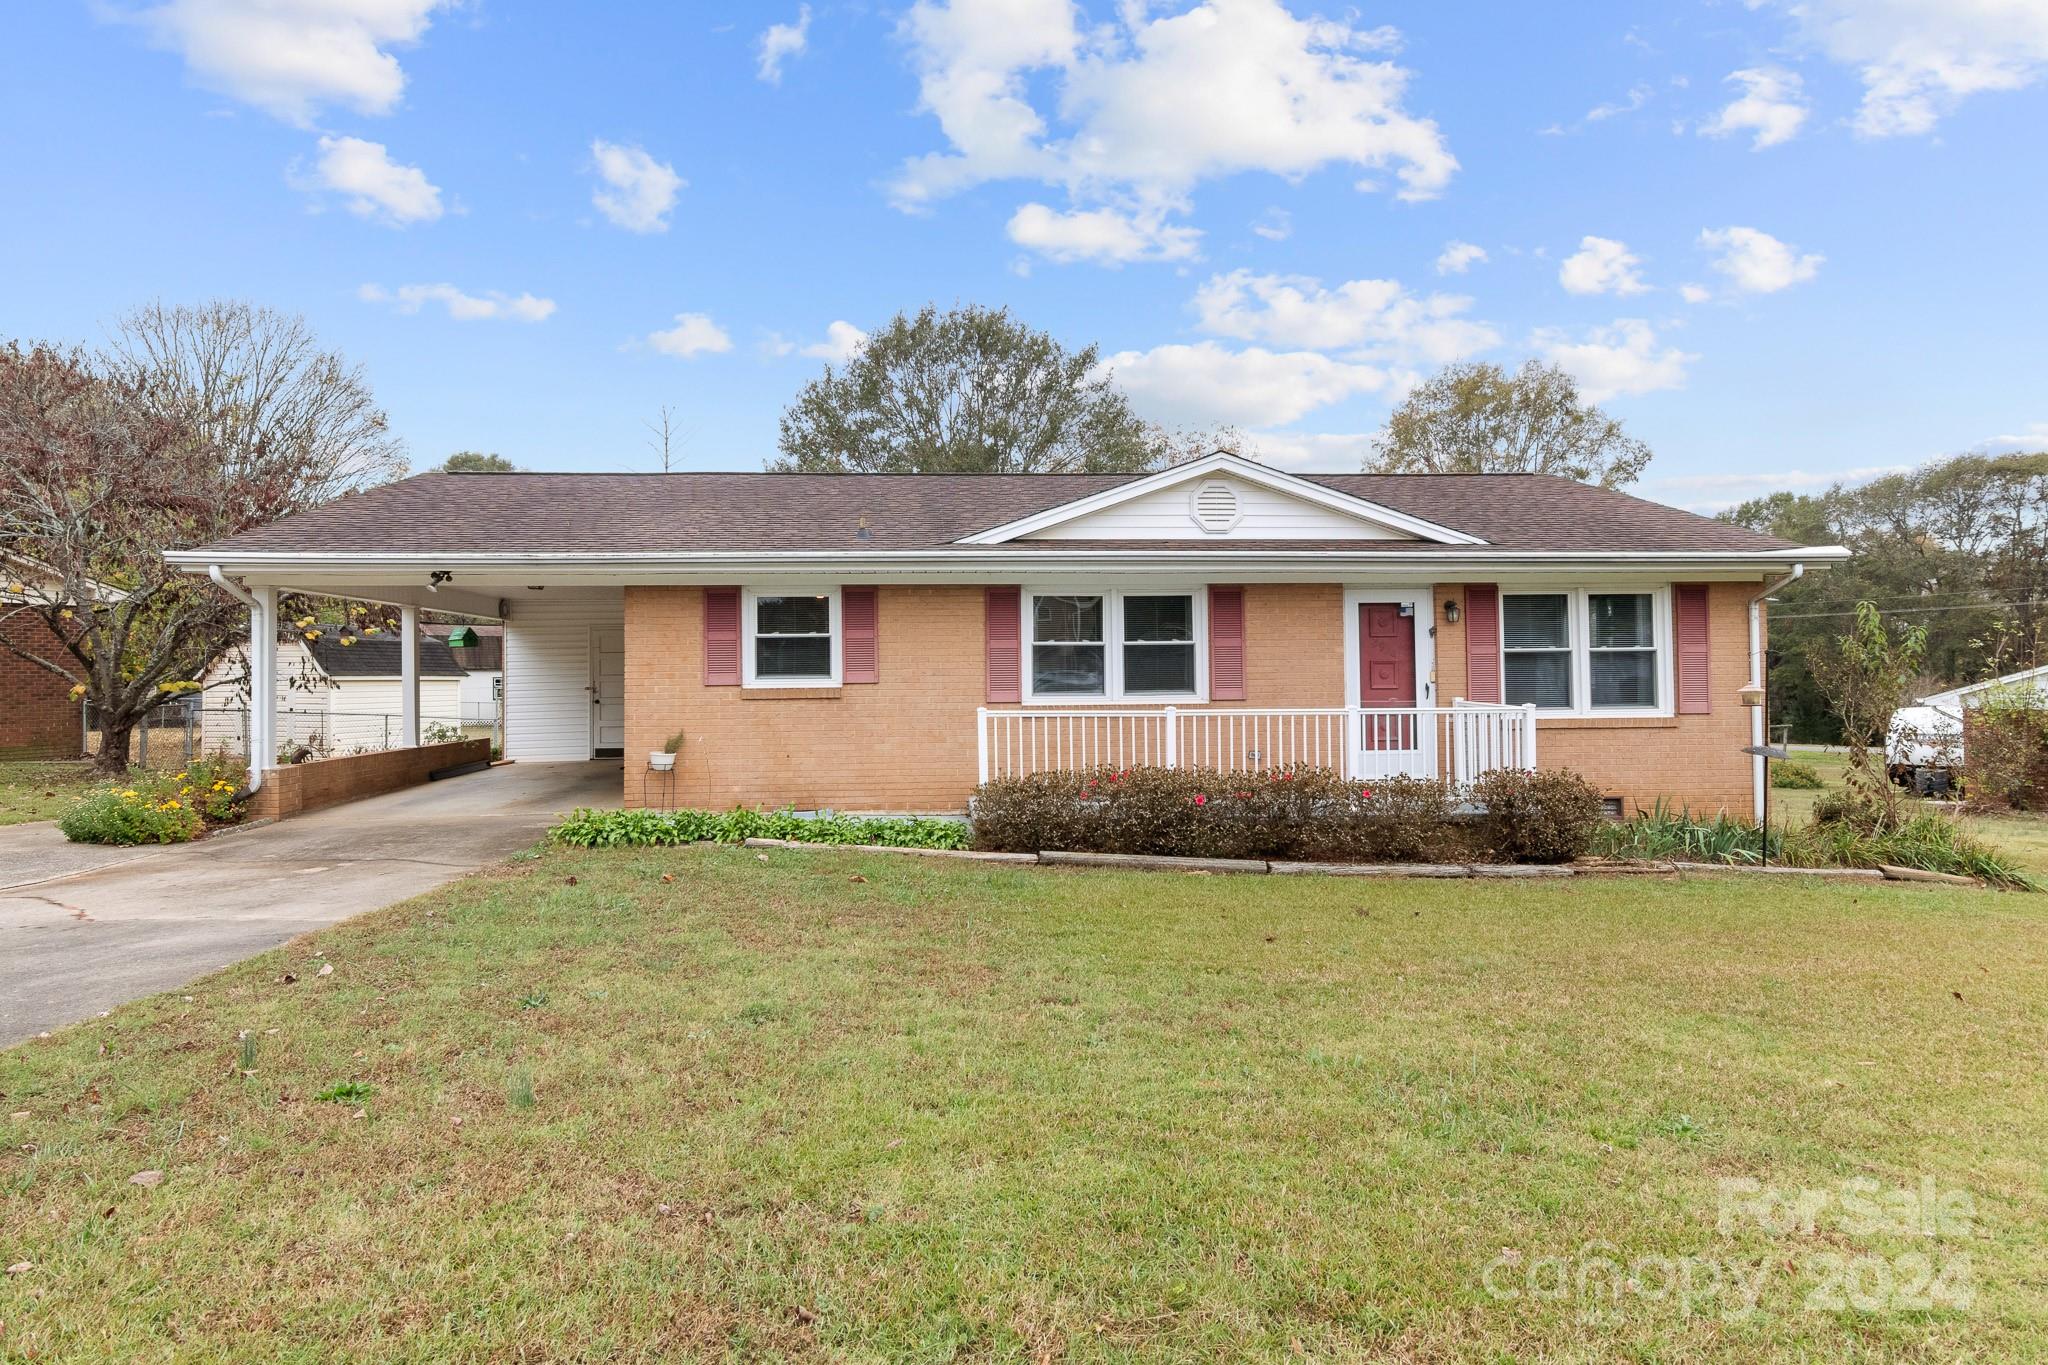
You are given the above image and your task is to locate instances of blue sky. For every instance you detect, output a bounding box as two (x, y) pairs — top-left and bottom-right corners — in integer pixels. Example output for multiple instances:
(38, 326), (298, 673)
(4, 1), (2045, 510)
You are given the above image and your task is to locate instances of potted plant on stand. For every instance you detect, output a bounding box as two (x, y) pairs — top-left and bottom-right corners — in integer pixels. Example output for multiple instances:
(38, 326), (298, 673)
(650, 731), (682, 771)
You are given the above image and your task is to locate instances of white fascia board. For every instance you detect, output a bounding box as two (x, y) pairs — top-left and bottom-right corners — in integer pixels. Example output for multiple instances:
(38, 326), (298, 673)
(171, 544), (1850, 586)
(953, 452), (1488, 546)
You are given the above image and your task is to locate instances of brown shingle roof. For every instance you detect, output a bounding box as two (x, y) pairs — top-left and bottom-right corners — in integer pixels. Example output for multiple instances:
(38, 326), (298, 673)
(194, 470), (1801, 556)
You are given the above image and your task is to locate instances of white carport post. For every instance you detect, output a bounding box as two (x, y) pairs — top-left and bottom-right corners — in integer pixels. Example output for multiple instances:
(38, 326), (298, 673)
(250, 586), (277, 785)
(400, 604), (421, 748)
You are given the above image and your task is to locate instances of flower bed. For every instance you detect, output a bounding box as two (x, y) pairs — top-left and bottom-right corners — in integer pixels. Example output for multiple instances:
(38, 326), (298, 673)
(58, 755), (248, 845)
(969, 765), (1604, 865)
(550, 807), (971, 851)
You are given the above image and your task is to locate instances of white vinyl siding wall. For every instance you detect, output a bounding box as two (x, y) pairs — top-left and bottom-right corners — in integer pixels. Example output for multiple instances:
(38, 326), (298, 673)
(504, 588), (625, 761)
(1022, 476), (1409, 541)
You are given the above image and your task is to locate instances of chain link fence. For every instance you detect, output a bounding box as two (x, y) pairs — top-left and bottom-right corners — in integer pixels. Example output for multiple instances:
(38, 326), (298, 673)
(85, 702), (501, 768)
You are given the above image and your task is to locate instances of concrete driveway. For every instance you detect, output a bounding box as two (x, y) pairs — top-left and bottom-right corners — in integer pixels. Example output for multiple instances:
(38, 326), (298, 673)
(0, 761), (620, 1045)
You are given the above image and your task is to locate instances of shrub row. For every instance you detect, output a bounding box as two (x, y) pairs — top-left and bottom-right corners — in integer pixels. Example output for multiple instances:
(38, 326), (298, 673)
(1589, 797), (2038, 890)
(968, 765), (1604, 864)
(550, 807), (971, 850)
(59, 755), (248, 846)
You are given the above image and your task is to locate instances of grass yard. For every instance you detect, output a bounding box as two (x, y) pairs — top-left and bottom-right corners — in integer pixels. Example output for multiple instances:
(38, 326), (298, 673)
(1775, 748), (2048, 874)
(3, 846), (2045, 1361)
(0, 760), (94, 826)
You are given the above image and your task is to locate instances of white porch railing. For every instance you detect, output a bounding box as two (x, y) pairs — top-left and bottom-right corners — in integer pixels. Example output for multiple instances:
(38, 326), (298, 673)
(976, 702), (1537, 785)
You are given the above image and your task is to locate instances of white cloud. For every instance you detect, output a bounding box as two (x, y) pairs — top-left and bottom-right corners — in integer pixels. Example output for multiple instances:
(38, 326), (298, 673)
(1558, 235), (1648, 296)
(1679, 282), (1713, 304)
(757, 5), (812, 84)
(1700, 67), (1810, 149)
(1761, 0), (2048, 136)
(1646, 464), (1912, 511)
(1251, 207), (1292, 241)
(300, 135), (442, 225)
(121, 0), (450, 124)
(1700, 226), (1823, 293)
(1097, 341), (1390, 428)
(647, 313), (733, 358)
(891, 0), (1456, 261)
(1191, 269), (1499, 365)
(589, 139), (684, 233)
(1533, 319), (1695, 402)
(1972, 421), (2048, 455)
(357, 283), (555, 322)
(1585, 81), (1652, 122)
(1239, 429), (1378, 470)
(794, 320), (868, 364)
(1006, 202), (1202, 264)
(1435, 240), (1487, 275)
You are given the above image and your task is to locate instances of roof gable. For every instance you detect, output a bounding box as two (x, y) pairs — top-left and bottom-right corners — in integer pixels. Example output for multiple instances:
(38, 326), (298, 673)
(958, 454), (1486, 546)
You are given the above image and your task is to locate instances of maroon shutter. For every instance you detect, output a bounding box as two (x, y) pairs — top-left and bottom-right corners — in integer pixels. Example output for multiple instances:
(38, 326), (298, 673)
(703, 587), (741, 686)
(985, 587), (1021, 703)
(1208, 585), (1246, 701)
(1676, 584), (1711, 714)
(842, 587), (879, 684)
(1464, 584), (1501, 703)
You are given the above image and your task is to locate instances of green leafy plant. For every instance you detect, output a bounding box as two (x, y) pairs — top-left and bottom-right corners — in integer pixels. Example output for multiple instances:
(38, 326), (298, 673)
(970, 766), (1484, 863)
(316, 1081), (372, 1103)
(1770, 761), (1825, 790)
(507, 1070), (535, 1110)
(550, 807), (970, 851)
(517, 992), (547, 1011)
(1466, 768), (1605, 864)
(58, 753), (248, 846)
(1961, 685), (2048, 810)
(236, 1032), (258, 1071)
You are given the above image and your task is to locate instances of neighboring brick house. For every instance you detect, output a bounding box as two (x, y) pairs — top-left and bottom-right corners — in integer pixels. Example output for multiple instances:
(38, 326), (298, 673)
(172, 453), (1849, 819)
(0, 590), (82, 760)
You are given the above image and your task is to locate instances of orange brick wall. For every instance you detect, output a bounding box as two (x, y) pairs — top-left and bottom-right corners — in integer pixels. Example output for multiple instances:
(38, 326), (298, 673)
(1432, 581), (1761, 816)
(249, 738), (490, 821)
(623, 583), (1345, 812)
(624, 581), (1760, 815)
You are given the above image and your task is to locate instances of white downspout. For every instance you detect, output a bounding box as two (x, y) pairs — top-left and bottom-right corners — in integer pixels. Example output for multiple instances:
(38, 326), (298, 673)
(209, 565), (268, 793)
(1747, 565), (1804, 823)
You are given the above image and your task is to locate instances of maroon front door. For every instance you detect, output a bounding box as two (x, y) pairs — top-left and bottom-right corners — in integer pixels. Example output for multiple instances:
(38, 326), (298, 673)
(1358, 603), (1417, 751)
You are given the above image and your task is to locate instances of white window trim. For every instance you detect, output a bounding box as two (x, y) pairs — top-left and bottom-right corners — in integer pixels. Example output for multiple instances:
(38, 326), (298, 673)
(1499, 584), (1673, 718)
(741, 586), (841, 687)
(1021, 586), (1208, 705)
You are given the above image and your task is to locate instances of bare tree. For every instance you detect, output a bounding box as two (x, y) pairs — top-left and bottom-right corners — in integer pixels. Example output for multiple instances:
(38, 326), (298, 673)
(645, 404), (686, 473)
(1369, 360), (1653, 488)
(0, 302), (407, 774)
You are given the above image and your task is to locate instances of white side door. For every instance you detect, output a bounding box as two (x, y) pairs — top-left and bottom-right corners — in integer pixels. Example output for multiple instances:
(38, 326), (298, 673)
(589, 625), (626, 756)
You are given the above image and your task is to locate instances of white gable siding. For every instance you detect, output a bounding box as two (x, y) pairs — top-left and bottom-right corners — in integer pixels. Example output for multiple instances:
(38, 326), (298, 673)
(1022, 476), (1411, 541)
(504, 588), (624, 762)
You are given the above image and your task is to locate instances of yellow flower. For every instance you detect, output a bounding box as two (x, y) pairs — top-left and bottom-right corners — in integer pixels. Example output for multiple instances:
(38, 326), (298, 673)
(162, 799), (181, 810)
(119, 789), (138, 798)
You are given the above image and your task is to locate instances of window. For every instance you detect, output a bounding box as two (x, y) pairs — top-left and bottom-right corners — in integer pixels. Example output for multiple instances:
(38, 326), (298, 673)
(1122, 595), (1196, 694)
(1031, 594), (1105, 695)
(1024, 589), (1204, 702)
(745, 590), (838, 685)
(1589, 593), (1657, 708)
(1503, 593), (1572, 709)
(1500, 588), (1669, 715)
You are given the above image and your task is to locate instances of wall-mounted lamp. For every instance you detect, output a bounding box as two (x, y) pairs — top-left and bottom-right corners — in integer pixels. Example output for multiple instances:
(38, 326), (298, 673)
(1442, 598), (1461, 625)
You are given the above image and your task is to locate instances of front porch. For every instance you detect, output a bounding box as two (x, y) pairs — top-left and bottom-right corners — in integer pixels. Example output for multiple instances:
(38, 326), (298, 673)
(977, 703), (1538, 785)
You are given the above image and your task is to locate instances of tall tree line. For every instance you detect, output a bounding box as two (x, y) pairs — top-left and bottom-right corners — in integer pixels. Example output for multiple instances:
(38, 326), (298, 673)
(1724, 451), (2048, 740)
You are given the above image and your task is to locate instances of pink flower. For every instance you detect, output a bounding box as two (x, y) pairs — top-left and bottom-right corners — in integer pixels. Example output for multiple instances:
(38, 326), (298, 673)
(1192, 794), (1207, 806)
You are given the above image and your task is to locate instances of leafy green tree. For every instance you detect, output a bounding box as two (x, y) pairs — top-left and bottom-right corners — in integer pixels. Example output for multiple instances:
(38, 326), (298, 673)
(1726, 450), (2048, 740)
(773, 304), (1170, 474)
(441, 451), (517, 473)
(0, 303), (406, 773)
(1367, 360), (1653, 488)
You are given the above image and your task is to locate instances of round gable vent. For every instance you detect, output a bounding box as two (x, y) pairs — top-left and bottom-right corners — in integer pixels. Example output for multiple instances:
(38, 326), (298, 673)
(1188, 479), (1243, 534)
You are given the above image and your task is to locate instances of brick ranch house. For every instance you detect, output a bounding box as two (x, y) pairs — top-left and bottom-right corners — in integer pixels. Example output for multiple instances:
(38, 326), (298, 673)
(171, 454), (1848, 820)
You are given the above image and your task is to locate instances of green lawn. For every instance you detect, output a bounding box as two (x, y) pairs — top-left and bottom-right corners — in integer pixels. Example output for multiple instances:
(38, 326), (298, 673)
(1776, 748), (2048, 873)
(0, 759), (95, 826)
(3, 846), (2044, 1361)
